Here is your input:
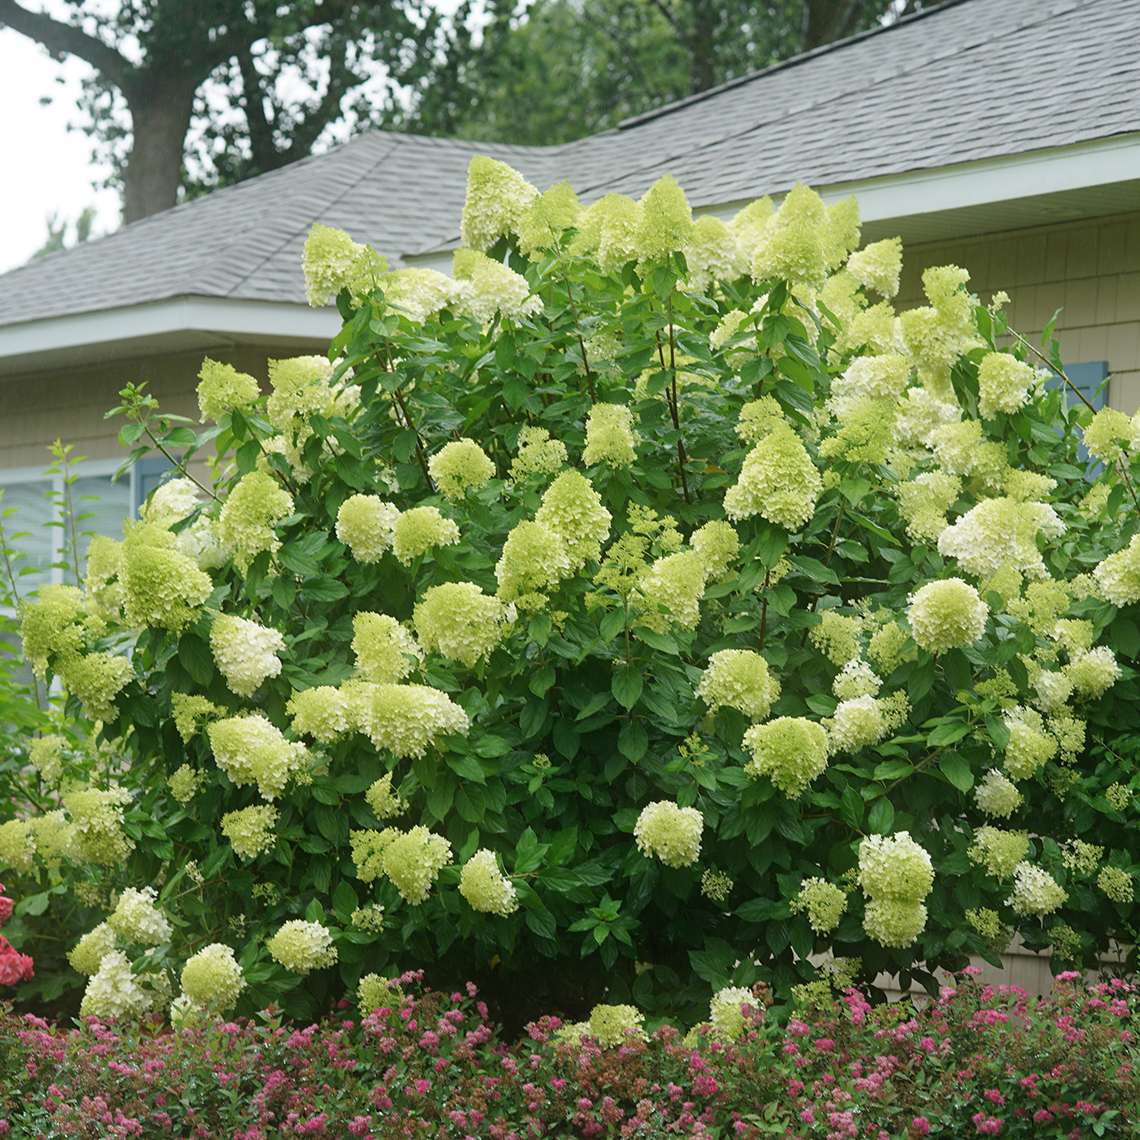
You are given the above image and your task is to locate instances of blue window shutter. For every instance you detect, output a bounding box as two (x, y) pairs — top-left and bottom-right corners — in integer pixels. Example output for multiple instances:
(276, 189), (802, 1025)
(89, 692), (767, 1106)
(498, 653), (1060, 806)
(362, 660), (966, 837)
(1063, 361), (1108, 410)
(133, 456), (176, 515)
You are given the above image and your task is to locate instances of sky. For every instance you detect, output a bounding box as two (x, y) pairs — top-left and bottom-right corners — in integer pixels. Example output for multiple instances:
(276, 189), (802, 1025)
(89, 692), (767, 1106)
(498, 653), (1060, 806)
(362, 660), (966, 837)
(0, 28), (119, 273)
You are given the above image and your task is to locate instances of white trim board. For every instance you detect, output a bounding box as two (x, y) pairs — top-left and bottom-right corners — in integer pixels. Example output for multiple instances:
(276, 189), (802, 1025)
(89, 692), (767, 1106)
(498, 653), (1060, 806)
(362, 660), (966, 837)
(0, 297), (340, 375)
(705, 133), (1140, 225)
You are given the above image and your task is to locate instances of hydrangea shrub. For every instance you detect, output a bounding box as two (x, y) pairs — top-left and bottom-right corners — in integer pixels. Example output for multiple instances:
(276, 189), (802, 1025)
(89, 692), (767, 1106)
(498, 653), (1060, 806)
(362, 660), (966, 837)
(6, 157), (1140, 1024)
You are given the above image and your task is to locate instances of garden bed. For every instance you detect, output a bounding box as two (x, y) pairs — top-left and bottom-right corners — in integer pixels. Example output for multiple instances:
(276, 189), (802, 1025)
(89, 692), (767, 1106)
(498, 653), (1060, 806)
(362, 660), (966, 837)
(1, 971), (1135, 1137)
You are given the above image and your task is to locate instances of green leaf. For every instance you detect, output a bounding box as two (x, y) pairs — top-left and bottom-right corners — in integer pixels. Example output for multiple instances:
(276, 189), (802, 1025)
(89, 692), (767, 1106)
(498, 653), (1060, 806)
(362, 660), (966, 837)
(612, 666), (643, 710)
(332, 881), (358, 917)
(618, 719), (648, 762)
(178, 635), (214, 686)
(867, 798), (895, 835)
(446, 753), (487, 784)
(927, 721), (971, 747)
(938, 753), (974, 793)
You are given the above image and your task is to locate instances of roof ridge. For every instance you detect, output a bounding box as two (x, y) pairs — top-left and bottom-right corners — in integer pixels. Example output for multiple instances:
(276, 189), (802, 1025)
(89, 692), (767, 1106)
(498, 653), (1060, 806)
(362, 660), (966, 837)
(615, 0), (969, 131)
(583, 0), (1088, 201)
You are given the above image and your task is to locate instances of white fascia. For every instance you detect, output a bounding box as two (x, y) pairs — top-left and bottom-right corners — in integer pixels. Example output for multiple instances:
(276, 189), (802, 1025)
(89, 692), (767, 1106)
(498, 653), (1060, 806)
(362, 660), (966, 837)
(0, 296), (341, 368)
(706, 133), (1140, 223)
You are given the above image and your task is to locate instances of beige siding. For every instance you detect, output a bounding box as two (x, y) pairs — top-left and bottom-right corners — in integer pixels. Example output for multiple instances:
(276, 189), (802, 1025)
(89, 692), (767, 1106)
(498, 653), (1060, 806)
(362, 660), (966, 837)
(899, 209), (1140, 413)
(0, 345), (312, 471)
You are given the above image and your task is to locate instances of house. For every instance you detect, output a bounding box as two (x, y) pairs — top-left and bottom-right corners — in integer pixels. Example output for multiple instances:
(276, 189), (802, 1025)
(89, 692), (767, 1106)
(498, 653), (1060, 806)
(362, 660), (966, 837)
(0, 0), (1137, 993)
(3, 0), (1140, 589)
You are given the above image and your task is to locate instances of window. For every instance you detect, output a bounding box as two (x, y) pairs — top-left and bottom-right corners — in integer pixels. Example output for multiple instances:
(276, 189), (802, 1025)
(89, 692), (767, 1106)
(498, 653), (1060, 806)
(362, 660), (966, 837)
(0, 460), (134, 599)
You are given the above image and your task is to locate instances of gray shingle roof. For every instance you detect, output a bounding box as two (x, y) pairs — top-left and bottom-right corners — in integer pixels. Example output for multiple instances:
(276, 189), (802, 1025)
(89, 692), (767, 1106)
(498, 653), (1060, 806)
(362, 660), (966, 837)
(2, 0), (1137, 330)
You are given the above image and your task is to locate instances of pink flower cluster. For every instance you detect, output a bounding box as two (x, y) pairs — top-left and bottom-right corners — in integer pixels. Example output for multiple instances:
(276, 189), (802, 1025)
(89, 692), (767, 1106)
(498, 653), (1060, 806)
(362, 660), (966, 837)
(0, 882), (33, 989)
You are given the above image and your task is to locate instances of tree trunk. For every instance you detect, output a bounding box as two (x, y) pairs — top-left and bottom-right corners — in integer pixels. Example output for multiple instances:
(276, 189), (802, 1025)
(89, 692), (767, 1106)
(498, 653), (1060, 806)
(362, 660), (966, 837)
(121, 73), (198, 223)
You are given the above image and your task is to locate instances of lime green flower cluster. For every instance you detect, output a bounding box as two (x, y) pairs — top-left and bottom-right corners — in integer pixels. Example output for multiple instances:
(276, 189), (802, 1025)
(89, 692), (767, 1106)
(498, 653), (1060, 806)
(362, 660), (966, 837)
(743, 717), (828, 798)
(968, 827), (1031, 880)
(792, 877), (848, 935)
(0, 819), (35, 873)
(210, 613), (285, 698)
(79, 950), (158, 1020)
(266, 920), (337, 974)
(1094, 534), (1140, 606)
(452, 248), (541, 325)
(938, 496), (1064, 580)
(108, 887), (172, 947)
(906, 577), (988, 653)
(700, 868), (733, 904)
(302, 222), (387, 307)
(1064, 646), (1120, 699)
(218, 471), (294, 570)
(207, 714), (310, 800)
(751, 183), (858, 290)
(845, 236), (902, 298)
(352, 612), (423, 682)
(364, 773), (405, 820)
(358, 973), (402, 1014)
(858, 832), (934, 949)
(428, 438), (495, 499)
(977, 352), (1039, 418)
(178, 943), (246, 1015)
(352, 825), (451, 904)
(197, 358), (260, 421)
(414, 582), (507, 667)
(171, 693), (223, 743)
(347, 683), (469, 759)
(898, 265), (982, 389)
(62, 786), (133, 865)
(587, 1002), (645, 1047)
(392, 505), (461, 564)
(724, 423), (821, 531)
(832, 658), (881, 701)
(460, 155), (539, 252)
(1003, 706), (1057, 779)
(58, 651), (135, 721)
(973, 770), (1022, 819)
(336, 494), (400, 563)
(28, 734), (66, 784)
(583, 402), (638, 468)
(458, 849), (518, 915)
(966, 907), (1007, 943)
(68, 922), (118, 975)
(1097, 865), (1133, 904)
(1008, 862), (1067, 917)
(633, 800), (703, 868)
(166, 761), (204, 807)
(696, 649), (780, 721)
(708, 985), (759, 1041)
(220, 804), (278, 859)
(510, 426), (567, 482)
(286, 686), (350, 743)
(689, 520), (739, 580)
(1082, 407), (1139, 465)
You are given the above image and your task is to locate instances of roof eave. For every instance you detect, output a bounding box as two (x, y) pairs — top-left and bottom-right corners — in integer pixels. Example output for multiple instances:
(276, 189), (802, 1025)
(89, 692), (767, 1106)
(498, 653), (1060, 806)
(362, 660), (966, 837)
(0, 296), (340, 377)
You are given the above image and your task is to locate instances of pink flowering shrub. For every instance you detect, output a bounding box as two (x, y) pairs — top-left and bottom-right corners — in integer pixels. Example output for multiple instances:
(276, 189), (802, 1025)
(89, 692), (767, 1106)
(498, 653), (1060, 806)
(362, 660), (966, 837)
(0, 882), (33, 990)
(0, 971), (1135, 1137)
